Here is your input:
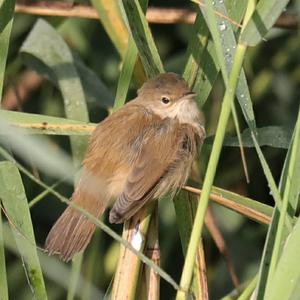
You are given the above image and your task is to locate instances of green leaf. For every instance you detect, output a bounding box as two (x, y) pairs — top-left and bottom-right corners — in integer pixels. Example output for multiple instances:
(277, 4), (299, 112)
(122, 0), (164, 77)
(67, 254), (84, 300)
(72, 52), (114, 108)
(90, 0), (128, 58)
(193, 40), (220, 106)
(2, 223), (102, 298)
(113, 0), (148, 110)
(188, 0), (247, 107)
(0, 161), (47, 299)
(0, 211), (8, 300)
(0, 0), (15, 99)
(211, 186), (273, 222)
(113, 37), (139, 110)
(0, 110), (96, 135)
(183, 12), (209, 89)
(20, 19), (89, 168)
(174, 191), (207, 299)
(0, 0), (15, 32)
(206, 126), (293, 149)
(200, 1), (256, 128)
(257, 106), (300, 298)
(0, 121), (75, 183)
(265, 216), (300, 300)
(241, 0), (290, 46)
(201, 2), (290, 279)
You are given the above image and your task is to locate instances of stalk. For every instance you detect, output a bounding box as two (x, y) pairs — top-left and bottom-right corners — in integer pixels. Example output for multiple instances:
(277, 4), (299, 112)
(176, 43), (247, 299)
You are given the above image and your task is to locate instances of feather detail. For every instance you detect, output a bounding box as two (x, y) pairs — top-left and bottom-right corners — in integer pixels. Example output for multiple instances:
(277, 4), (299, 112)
(45, 176), (107, 261)
(109, 120), (201, 224)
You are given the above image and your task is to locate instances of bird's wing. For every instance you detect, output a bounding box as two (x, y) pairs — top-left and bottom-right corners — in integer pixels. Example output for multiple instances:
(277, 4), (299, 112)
(109, 118), (181, 223)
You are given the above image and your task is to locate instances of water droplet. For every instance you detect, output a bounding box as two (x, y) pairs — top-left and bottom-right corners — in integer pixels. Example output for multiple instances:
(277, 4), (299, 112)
(232, 45), (236, 49)
(240, 94), (245, 98)
(225, 52), (231, 60)
(219, 22), (226, 31)
(212, 1), (215, 5)
(219, 0), (224, 3)
(226, 48), (230, 53)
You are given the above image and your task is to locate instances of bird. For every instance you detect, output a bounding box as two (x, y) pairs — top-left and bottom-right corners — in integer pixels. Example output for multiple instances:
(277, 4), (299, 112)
(45, 72), (205, 261)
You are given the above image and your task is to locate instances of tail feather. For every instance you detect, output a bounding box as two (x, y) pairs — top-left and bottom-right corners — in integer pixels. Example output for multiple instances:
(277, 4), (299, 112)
(45, 187), (106, 261)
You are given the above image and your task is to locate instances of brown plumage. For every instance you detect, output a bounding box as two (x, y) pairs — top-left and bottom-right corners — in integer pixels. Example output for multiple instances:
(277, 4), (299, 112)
(45, 72), (205, 261)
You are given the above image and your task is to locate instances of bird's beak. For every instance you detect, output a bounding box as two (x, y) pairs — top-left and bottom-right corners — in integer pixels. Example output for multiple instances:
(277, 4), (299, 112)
(180, 91), (196, 101)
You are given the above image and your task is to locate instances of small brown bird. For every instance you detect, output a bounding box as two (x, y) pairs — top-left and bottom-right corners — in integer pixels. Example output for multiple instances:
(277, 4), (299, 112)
(45, 72), (205, 261)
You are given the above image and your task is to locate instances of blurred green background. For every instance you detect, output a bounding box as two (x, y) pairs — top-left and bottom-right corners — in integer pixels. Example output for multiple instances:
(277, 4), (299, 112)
(1, 0), (299, 299)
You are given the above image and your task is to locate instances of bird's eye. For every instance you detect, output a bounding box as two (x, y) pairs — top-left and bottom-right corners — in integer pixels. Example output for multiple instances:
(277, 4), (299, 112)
(161, 96), (170, 104)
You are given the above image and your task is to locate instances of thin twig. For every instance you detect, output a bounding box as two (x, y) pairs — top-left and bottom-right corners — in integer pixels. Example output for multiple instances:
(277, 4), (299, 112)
(2, 71), (43, 110)
(205, 206), (240, 288)
(14, 2), (298, 30)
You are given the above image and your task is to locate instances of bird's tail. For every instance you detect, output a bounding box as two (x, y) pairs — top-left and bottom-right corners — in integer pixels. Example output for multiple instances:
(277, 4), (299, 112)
(45, 188), (106, 261)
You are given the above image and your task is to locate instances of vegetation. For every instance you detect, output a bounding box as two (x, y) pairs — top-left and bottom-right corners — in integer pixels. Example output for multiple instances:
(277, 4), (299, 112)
(0, 0), (299, 299)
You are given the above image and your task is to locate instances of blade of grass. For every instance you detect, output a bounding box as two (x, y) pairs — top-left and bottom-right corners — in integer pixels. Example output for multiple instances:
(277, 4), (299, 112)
(189, 0), (246, 106)
(113, 37), (139, 110)
(122, 0), (164, 77)
(71, 52), (115, 109)
(183, 184), (273, 224)
(0, 119), (75, 182)
(237, 276), (258, 300)
(193, 40), (220, 106)
(0, 0), (15, 101)
(200, 1), (251, 181)
(264, 215), (300, 300)
(0, 161), (47, 299)
(0, 8), (15, 288)
(2, 223), (103, 298)
(80, 230), (103, 300)
(182, 12), (210, 88)
(174, 191), (208, 300)
(20, 18), (89, 169)
(256, 105), (300, 298)
(113, 0), (148, 111)
(266, 106), (300, 284)
(0, 140), (8, 299)
(21, 50), (114, 109)
(217, 126), (293, 149)
(0, 110), (95, 135)
(241, 0), (290, 46)
(89, 0), (128, 58)
(90, 0), (146, 84)
(0, 210), (8, 300)
(29, 180), (64, 208)
(67, 254), (84, 300)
